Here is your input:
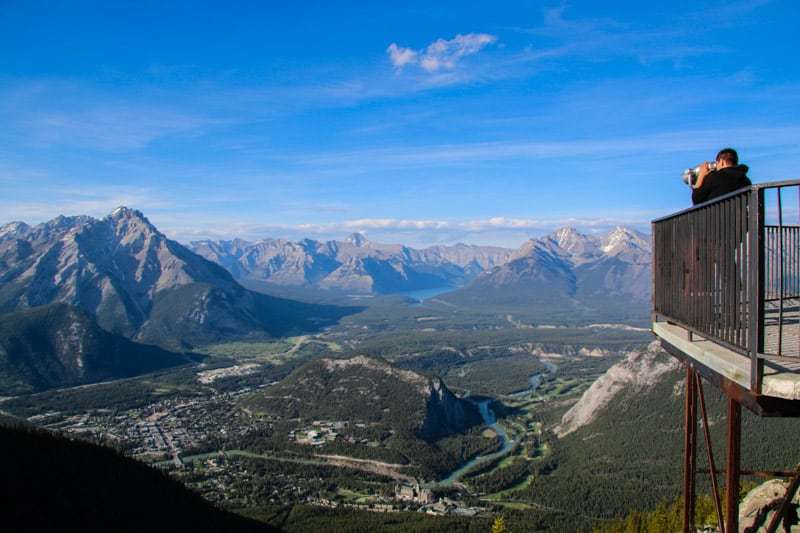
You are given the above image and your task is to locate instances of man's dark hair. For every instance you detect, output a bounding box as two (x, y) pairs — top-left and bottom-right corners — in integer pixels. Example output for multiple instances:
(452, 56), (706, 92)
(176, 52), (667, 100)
(716, 148), (738, 166)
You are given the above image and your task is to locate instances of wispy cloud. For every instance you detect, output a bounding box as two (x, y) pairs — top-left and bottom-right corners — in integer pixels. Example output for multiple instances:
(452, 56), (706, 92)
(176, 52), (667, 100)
(294, 215), (650, 233)
(0, 80), (217, 152)
(512, 5), (731, 66)
(23, 107), (211, 151)
(387, 33), (497, 73)
(293, 125), (800, 170)
(161, 213), (657, 248)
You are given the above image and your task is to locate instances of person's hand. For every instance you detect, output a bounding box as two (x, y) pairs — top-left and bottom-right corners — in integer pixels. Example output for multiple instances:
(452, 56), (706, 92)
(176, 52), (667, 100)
(694, 162), (712, 189)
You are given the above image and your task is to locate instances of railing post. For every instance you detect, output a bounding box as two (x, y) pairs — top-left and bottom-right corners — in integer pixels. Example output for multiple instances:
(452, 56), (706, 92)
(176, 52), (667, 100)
(748, 187), (765, 393)
(651, 221), (657, 323)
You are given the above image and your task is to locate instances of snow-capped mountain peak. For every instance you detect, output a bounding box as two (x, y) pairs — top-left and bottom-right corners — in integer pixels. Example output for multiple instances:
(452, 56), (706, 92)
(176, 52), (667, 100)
(600, 226), (650, 255)
(345, 232), (369, 247)
(550, 227), (593, 252)
(0, 221), (31, 240)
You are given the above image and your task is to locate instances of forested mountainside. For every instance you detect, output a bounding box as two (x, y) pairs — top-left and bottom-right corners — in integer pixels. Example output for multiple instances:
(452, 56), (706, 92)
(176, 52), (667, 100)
(523, 343), (800, 527)
(0, 303), (187, 395)
(244, 355), (481, 440)
(240, 355), (490, 479)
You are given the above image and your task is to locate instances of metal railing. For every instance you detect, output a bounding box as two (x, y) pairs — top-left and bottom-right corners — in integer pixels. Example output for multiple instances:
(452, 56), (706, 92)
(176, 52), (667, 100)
(652, 180), (800, 393)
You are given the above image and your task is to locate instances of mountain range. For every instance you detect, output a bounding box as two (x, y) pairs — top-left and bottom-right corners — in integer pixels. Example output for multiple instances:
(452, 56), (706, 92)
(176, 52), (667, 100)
(190, 234), (512, 294)
(0, 208), (350, 350)
(194, 226), (651, 322)
(0, 206), (651, 359)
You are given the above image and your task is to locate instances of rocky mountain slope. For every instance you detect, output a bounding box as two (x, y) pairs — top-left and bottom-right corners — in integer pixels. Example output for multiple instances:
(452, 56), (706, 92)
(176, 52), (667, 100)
(524, 342), (800, 523)
(554, 341), (678, 437)
(190, 234), (512, 294)
(0, 303), (188, 395)
(441, 226), (651, 323)
(242, 355), (481, 441)
(0, 208), (350, 349)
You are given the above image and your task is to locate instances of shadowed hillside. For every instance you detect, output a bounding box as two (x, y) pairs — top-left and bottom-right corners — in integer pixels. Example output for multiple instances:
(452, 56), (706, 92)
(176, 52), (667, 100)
(0, 423), (279, 533)
(0, 303), (188, 395)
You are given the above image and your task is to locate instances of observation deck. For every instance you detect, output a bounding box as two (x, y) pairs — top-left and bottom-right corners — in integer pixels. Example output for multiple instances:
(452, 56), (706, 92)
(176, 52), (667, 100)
(652, 179), (800, 415)
(651, 179), (800, 532)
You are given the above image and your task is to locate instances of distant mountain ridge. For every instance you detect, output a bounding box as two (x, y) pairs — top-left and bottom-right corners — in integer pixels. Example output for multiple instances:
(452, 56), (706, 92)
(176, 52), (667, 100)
(0, 208), (350, 349)
(441, 226), (651, 322)
(190, 234), (513, 294)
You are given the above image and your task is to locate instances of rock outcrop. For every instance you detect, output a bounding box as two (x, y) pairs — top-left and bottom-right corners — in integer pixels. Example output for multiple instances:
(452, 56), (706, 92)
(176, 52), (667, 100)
(555, 341), (679, 437)
(739, 478), (800, 532)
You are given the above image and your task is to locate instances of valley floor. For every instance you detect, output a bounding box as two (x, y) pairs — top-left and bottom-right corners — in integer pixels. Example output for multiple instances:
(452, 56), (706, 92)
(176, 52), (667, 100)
(1, 299), (655, 531)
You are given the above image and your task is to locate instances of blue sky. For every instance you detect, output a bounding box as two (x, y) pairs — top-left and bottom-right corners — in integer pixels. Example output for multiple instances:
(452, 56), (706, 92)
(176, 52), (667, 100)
(2, 0), (799, 247)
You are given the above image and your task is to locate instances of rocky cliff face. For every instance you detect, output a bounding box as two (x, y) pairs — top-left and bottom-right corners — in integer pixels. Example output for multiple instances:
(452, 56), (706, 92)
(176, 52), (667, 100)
(421, 376), (479, 440)
(739, 479), (800, 531)
(554, 341), (679, 437)
(0, 208), (346, 349)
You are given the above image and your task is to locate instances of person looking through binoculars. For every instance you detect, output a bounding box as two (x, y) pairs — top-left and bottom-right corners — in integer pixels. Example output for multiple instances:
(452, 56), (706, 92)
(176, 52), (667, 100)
(683, 148), (751, 205)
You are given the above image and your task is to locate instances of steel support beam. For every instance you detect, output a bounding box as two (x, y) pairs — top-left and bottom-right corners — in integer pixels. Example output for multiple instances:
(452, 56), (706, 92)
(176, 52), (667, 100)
(725, 399), (742, 533)
(697, 373), (725, 533)
(684, 365), (698, 533)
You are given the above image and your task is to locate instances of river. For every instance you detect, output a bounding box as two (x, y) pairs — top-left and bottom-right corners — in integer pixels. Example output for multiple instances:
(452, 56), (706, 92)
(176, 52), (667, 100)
(435, 399), (516, 487)
(432, 360), (558, 487)
(508, 360), (557, 399)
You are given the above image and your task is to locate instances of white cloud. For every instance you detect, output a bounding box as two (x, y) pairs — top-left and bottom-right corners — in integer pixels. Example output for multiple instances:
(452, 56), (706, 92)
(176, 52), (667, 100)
(420, 33), (497, 72)
(387, 43), (418, 70)
(387, 33), (497, 73)
(156, 214), (656, 248)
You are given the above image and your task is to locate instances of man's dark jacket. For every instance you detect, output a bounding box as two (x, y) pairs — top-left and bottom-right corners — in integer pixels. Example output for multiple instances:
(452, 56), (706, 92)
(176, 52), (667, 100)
(692, 165), (751, 205)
